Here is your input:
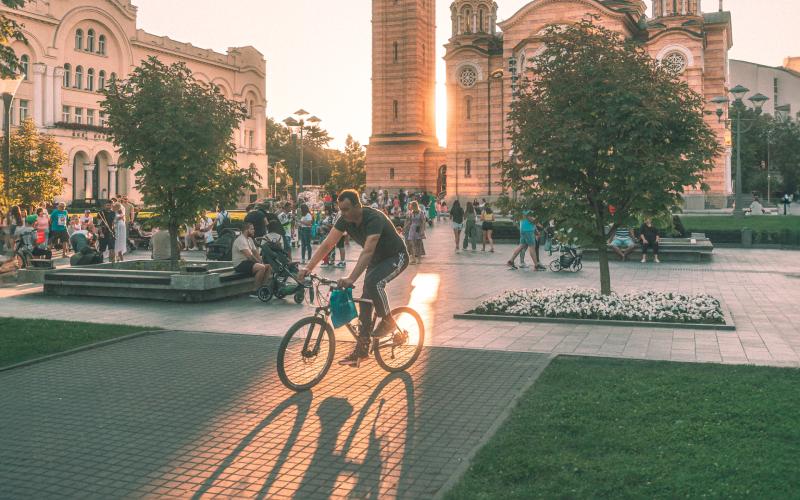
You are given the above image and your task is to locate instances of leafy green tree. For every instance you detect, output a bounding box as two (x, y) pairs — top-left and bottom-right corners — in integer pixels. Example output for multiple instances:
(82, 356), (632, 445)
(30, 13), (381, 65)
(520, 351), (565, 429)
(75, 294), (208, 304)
(0, 0), (28, 79)
(102, 57), (259, 263)
(266, 117), (333, 188)
(769, 119), (800, 195)
(326, 135), (366, 194)
(4, 118), (65, 208)
(731, 108), (771, 196)
(503, 20), (720, 294)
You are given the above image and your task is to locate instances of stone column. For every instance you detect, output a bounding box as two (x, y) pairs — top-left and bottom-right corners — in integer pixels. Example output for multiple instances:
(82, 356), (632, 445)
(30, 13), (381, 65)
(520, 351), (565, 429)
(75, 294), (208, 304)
(107, 165), (117, 198)
(52, 67), (64, 126)
(254, 105), (265, 152)
(83, 162), (94, 199)
(32, 63), (46, 127)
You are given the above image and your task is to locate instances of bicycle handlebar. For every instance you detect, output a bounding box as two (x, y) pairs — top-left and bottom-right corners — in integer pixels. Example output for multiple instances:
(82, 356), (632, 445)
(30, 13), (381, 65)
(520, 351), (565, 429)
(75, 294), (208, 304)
(305, 272), (355, 290)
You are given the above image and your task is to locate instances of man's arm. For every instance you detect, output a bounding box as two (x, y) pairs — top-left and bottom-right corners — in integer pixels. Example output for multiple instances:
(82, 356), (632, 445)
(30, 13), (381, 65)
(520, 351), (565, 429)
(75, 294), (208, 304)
(339, 234), (379, 288)
(298, 228), (343, 278)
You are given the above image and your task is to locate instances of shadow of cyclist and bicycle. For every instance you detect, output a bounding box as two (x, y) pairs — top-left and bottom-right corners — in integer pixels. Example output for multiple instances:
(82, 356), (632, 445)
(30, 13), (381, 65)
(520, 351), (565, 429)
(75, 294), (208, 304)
(192, 371), (416, 499)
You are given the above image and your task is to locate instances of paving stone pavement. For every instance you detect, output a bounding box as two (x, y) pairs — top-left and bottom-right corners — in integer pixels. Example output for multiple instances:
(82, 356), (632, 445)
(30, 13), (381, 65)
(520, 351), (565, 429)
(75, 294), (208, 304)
(0, 330), (550, 499)
(1, 223), (800, 367)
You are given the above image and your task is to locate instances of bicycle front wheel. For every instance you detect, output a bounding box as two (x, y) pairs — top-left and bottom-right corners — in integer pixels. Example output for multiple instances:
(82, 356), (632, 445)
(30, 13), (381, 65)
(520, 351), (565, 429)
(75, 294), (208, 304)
(277, 316), (335, 391)
(374, 306), (425, 373)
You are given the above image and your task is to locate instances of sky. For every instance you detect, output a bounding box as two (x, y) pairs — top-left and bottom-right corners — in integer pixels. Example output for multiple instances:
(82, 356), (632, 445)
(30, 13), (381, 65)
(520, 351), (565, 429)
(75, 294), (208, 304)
(132, 0), (800, 150)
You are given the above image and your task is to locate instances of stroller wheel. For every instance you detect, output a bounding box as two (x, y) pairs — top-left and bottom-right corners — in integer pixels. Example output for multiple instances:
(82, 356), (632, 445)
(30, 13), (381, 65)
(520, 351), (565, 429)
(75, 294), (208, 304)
(573, 261), (583, 272)
(258, 286), (274, 303)
(549, 260), (561, 272)
(293, 289), (305, 304)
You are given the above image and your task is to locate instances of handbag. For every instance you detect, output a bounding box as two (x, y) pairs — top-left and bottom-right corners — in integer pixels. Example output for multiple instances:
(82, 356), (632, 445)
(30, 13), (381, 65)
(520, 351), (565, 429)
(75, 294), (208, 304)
(330, 288), (358, 328)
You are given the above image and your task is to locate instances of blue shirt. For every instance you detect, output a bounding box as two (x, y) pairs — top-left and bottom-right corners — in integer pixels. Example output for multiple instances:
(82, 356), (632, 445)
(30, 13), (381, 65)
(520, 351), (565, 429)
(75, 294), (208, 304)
(50, 210), (68, 231)
(520, 218), (534, 233)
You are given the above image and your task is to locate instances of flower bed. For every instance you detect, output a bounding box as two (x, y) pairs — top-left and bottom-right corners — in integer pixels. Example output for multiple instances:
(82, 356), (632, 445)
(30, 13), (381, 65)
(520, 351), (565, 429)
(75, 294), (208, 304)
(474, 288), (726, 325)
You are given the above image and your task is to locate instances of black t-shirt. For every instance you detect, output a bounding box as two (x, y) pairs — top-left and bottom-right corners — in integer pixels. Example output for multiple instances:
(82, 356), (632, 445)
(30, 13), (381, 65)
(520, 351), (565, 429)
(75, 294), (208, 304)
(244, 210), (268, 238)
(334, 207), (407, 265)
(97, 209), (116, 239)
(640, 224), (659, 242)
(451, 205), (464, 224)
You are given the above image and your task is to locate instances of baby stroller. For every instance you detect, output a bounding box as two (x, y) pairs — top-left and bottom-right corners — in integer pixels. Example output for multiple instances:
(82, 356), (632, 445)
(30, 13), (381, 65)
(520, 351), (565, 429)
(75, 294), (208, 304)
(549, 245), (583, 272)
(206, 228), (239, 261)
(257, 236), (312, 304)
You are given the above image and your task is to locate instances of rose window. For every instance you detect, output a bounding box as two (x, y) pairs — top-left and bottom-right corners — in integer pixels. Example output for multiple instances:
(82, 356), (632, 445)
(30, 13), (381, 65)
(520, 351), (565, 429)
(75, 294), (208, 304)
(662, 51), (688, 75)
(459, 67), (478, 88)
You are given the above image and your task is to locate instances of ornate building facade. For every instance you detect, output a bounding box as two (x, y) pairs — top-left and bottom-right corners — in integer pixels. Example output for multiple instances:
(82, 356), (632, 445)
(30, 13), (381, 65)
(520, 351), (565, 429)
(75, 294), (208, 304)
(2, 0), (268, 205)
(368, 0), (733, 207)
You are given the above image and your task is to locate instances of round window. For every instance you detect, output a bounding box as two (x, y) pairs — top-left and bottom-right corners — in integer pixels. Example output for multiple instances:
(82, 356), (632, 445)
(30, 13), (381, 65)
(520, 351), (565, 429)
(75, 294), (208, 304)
(459, 67), (478, 88)
(662, 51), (688, 75)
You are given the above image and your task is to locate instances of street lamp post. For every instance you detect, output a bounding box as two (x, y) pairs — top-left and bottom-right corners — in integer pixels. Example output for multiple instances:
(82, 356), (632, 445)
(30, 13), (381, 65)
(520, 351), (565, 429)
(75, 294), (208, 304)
(1, 76), (23, 204)
(283, 109), (321, 201)
(712, 85), (769, 216)
(487, 69), (503, 198)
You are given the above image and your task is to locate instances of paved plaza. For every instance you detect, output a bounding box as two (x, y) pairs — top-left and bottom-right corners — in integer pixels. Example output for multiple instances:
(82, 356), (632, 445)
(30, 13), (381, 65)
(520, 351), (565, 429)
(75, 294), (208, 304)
(2, 223), (800, 367)
(0, 330), (549, 498)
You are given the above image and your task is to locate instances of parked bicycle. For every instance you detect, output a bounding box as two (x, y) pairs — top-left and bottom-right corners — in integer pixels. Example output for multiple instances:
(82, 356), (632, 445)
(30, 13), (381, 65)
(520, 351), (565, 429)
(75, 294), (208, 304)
(277, 273), (424, 392)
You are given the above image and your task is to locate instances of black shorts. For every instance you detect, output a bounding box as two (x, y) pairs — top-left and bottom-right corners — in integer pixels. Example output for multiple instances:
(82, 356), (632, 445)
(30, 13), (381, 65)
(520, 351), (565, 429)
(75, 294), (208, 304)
(50, 230), (69, 246)
(482, 221), (494, 231)
(99, 238), (115, 252)
(235, 260), (257, 275)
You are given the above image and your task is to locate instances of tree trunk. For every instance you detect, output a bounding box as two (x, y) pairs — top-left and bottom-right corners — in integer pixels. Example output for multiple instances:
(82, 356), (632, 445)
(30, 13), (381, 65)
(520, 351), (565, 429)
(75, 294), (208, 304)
(168, 220), (180, 271)
(597, 243), (612, 295)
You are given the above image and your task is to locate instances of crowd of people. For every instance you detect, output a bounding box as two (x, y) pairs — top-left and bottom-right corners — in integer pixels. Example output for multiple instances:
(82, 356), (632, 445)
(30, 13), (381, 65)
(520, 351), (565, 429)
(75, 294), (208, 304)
(1, 196), (137, 267)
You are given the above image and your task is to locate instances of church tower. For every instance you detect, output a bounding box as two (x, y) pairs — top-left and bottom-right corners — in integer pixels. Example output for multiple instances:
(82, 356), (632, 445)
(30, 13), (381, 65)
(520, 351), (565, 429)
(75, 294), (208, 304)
(366, 0), (444, 194)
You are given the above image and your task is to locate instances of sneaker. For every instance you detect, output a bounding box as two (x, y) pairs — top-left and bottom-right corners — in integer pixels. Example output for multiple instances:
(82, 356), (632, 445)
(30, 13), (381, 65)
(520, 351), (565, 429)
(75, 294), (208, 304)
(336, 261), (346, 268)
(654, 257), (661, 263)
(507, 261), (518, 270)
(641, 257), (646, 263)
(536, 264), (547, 270)
(519, 263), (529, 268)
(372, 318), (398, 338)
(338, 340), (370, 366)
(248, 293), (260, 299)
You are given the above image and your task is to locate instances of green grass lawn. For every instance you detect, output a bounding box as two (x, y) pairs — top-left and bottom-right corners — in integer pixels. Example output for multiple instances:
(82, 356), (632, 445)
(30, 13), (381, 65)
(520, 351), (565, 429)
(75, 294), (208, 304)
(446, 356), (800, 499)
(0, 318), (152, 368)
(681, 215), (800, 231)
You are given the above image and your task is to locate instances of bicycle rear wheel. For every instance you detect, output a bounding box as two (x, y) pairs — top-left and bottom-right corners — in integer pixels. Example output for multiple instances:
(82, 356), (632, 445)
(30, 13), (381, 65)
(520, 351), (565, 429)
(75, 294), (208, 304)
(277, 316), (335, 391)
(374, 306), (424, 373)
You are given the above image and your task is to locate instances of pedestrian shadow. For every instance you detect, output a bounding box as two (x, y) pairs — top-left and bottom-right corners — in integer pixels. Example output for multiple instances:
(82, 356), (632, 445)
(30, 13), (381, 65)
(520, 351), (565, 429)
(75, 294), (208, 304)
(295, 371), (416, 499)
(191, 390), (313, 500)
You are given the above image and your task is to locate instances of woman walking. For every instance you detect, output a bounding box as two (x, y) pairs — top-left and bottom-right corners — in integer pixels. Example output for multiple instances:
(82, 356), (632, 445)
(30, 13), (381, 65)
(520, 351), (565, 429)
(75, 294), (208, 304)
(426, 197), (437, 227)
(404, 201), (426, 264)
(481, 205), (495, 252)
(298, 203), (313, 264)
(450, 200), (464, 252)
(114, 204), (127, 262)
(462, 202), (477, 251)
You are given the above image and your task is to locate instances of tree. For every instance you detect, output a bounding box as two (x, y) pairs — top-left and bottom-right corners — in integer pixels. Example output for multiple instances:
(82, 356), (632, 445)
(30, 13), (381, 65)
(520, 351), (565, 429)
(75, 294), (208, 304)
(4, 118), (65, 208)
(326, 135), (366, 194)
(731, 107), (771, 195)
(503, 20), (721, 295)
(0, 0), (28, 79)
(102, 57), (259, 263)
(266, 116), (334, 189)
(769, 119), (800, 195)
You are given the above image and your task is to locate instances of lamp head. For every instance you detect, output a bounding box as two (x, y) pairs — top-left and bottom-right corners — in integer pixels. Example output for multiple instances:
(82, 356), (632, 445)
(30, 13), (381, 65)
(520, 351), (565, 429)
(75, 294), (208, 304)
(729, 84), (749, 102)
(749, 92), (769, 112)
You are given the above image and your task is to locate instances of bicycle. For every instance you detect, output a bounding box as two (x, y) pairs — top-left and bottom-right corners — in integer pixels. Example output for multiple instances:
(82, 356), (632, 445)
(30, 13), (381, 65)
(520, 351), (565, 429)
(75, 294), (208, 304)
(277, 273), (425, 392)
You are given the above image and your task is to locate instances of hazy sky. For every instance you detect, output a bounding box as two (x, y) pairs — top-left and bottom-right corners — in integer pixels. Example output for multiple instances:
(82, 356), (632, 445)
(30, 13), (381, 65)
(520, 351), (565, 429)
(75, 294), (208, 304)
(132, 0), (799, 149)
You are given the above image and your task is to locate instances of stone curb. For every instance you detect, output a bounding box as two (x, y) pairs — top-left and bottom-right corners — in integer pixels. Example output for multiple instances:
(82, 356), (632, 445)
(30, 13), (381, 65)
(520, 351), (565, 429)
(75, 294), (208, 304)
(0, 328), (165, 373)
(453, 309), (736, 331)
(433, 353), (556, 499)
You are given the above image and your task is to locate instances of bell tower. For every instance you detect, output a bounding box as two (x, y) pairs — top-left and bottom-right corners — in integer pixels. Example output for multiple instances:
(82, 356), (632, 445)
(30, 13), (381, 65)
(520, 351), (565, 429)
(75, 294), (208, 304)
(366, 0), (444, 193)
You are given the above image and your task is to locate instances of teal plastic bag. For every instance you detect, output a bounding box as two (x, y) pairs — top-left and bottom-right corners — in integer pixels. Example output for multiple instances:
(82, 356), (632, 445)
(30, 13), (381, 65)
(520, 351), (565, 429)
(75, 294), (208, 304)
(330, 288), (357, 328)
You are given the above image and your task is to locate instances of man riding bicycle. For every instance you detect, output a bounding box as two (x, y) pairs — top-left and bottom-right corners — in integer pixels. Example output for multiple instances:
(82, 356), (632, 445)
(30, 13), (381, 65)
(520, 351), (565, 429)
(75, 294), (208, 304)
(298, 189), (409, 366)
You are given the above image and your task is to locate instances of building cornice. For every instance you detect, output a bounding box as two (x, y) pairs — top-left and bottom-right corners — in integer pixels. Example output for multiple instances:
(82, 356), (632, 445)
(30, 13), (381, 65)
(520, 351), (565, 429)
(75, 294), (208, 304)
(498, 0), (642, 34)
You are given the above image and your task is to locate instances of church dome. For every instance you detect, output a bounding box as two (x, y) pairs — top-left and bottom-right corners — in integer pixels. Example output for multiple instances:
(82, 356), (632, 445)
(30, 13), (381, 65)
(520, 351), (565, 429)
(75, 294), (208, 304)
(450, 1), (498, 37)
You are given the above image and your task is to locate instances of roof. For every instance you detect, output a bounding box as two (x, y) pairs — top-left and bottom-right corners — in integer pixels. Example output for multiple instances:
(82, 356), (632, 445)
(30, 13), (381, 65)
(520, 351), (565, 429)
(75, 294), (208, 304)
(702, 11), (731, 25)
(730, 59), (800, 79)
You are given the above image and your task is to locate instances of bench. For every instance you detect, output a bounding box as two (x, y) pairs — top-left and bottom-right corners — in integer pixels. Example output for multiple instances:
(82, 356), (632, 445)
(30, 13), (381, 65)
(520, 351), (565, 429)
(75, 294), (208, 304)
(580, 237), (714, 262)
(30, 258), (55, 270)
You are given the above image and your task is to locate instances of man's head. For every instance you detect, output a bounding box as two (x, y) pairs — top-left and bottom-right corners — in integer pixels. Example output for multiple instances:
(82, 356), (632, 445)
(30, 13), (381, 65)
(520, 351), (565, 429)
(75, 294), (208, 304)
(242, 222), (255, 238)
(644, 217), (653, 226)
(282, 202), (291, 212)
(84, 209), (91, 216)
(337, 190), (363, 223)
(200, 210), (207, 217)
(58, 202), (66, 210)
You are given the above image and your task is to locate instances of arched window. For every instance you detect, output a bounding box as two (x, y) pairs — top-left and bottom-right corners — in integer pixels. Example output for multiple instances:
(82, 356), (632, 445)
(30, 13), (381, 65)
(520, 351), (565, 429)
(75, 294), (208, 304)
(75, 65), (83, 89)
(63, 63), (71, 87)
(20, 55), (29, 80)
(87, 29), (95, 53)
(393, 41), (398, 62)
(98, 70), (106, 90)
(462, 8), (472, 33)
(393, 100), (399, 120)
(87, 68), (95, 91)
(98, 35), (106, 55)
(479, 8), (485, 32)
(75, 29), (83, 50)
(465, 96), (472, 120)
(248, 99), (254, 118)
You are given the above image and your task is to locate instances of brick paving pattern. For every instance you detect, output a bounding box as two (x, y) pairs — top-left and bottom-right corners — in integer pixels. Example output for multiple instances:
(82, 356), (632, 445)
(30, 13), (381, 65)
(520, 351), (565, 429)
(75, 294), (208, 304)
(2, 224), (799, 367)
(0, 330), (549, 499)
